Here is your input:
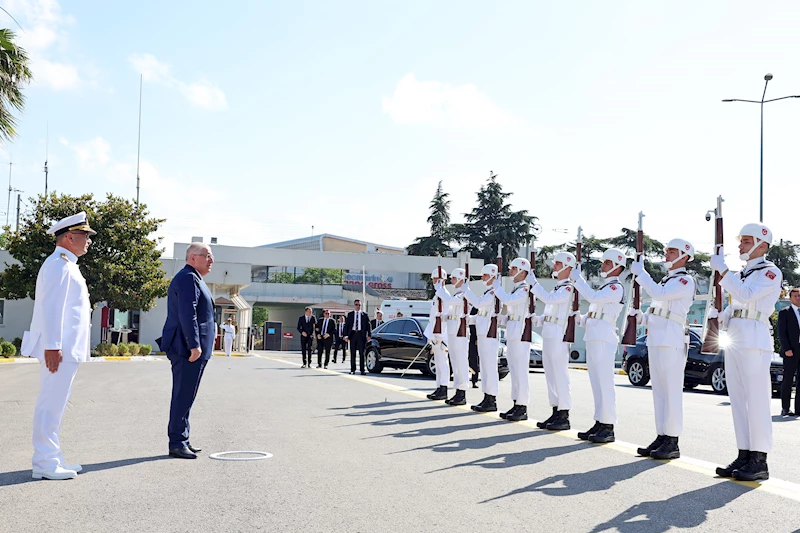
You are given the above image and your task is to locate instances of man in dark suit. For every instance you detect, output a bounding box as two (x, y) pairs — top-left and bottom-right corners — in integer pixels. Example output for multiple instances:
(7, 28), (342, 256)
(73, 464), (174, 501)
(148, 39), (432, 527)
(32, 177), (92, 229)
(297, 307), (316, 368)
(316, 310), (336, 368)
(159, 243), (215, 459)
(778, 288), (800, 416)
(333, 316), (347, 364)
(344, 300), (371, 375)
(370, 311), (384, 330)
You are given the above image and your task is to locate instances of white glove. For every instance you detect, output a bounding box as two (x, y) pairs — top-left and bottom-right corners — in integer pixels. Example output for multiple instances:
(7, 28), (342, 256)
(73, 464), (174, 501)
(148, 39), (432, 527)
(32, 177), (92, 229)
(707, 307), (719, 320)
(630, 261), (645, 276)
(570, 310), (584, 327)
(569, 264), (581, 282)
(628, 308), (644, 325)
(533, 315), (544, 328)
(492, 277), (502, 289)
(527, 270), (537, 285)
(710, 249), (728, 274)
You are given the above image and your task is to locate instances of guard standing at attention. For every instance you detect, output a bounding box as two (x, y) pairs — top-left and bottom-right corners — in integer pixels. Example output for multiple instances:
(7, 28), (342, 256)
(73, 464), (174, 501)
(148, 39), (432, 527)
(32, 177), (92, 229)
(463, 264), (502, 412)
(425, 268), (450, 400)
(435, 268), (471, 406)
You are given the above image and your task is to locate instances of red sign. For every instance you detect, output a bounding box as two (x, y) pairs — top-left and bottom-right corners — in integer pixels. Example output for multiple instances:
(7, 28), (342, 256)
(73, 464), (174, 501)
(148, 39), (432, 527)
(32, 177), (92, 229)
(283, 333), (294, 339)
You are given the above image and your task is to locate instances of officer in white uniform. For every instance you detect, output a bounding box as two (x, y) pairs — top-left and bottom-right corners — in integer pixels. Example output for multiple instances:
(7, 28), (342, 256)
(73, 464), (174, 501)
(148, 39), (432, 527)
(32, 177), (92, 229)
(710, 223), (781, 481)
(629, 238), (696, 460)
(425, 268), (450, 400)
(529, 252), (576, 431)
(22, 212), (96, 480)
(221, 318), (236, 356)
(435, 268), (471, 406)
(492, 257), (533, 422)
(463, 264), (502, 412)
(570, 249), (627, 443)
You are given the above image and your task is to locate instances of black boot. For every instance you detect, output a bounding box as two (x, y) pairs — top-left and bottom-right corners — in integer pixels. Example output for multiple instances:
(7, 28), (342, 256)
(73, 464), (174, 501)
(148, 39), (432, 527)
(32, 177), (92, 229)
(716, 450), (750, 478)
(637, 435), (665, 457)
(427, 385), (448, 400)
(472, 395), (497, 413)
(506, 404), (528, 422)
(546, 410), (570, 431)
(578, 421), (602, 441)
(650, 436), (680, 460)
(537, 406), (558, 429)
(589, 424), (615, 444)
(733, 451), (769, 481)
(499, 402), (517, 420)
(445, 390), (467, 406)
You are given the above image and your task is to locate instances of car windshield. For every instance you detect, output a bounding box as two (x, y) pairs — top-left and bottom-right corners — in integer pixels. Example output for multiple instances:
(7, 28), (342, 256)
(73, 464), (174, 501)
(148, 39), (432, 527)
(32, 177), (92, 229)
(415, 318), (429, 332)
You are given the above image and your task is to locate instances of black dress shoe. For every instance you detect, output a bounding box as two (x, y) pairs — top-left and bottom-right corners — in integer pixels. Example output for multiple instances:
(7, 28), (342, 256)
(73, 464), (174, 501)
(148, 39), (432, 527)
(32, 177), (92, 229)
(349, 371), (355, 375)
(187, 445), (202, 453)
(781, 408), (789, 417)
(361, 371), (366, 375)
(169, 446), (197, 459)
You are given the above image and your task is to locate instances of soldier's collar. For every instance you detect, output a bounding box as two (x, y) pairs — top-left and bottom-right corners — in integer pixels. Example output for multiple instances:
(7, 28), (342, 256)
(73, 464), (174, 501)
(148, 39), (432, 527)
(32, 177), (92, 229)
(55, 246), (78, 263)
(745, 257), (767, 269)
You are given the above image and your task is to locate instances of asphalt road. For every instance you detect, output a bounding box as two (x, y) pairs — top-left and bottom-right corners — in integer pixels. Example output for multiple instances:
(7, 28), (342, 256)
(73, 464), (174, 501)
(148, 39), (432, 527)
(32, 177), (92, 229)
(2, 352), (800, 533)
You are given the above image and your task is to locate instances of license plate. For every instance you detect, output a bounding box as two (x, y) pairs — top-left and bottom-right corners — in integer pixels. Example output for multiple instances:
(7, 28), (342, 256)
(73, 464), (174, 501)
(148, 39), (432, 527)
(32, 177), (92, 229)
(777, 375), (783, 382)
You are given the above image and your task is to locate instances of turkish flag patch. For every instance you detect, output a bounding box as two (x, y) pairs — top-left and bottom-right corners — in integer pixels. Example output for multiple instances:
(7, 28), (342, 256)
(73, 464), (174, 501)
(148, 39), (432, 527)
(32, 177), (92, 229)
(679, 278), (688, 285)
(611, 285), (617, 290)
(766, 270), (776, 280)
(566, 286), (572, 292)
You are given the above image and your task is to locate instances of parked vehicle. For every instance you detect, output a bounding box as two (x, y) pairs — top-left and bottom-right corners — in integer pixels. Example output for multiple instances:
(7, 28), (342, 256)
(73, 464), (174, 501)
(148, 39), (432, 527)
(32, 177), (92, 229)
(365, 317), (510, 379)
(379, 300), (431, 319)
(498, 328), (543, 368)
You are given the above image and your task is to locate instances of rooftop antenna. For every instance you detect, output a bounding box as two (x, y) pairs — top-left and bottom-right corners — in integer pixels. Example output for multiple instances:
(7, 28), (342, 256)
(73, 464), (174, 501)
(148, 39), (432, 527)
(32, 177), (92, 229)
(136, 74), (142, 206)
(6, 157), (22, 227)
(44, 122), (49, 196)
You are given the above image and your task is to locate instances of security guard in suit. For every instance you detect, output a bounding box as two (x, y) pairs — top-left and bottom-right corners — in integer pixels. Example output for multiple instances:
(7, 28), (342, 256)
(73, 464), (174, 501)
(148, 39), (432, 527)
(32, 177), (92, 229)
(710, 223), (782, 481)
(435, 268), (471, 406)
(463, 264), (502, 412)
(425, 268), (450, 400)
(629, 238), (696, 460)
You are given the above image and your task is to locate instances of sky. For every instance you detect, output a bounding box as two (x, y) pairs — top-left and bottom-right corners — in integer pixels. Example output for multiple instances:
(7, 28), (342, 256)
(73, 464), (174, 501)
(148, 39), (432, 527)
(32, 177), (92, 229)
(2, 0), (800, 260)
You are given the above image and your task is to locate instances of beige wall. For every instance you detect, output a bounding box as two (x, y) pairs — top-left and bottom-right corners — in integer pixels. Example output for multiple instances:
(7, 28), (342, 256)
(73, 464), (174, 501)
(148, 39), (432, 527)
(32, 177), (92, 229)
(321, 237), (365, 253)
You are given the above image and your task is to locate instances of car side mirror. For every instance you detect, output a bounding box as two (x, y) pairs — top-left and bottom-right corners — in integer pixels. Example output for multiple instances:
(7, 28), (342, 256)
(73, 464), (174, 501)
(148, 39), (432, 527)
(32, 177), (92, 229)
(409, 331), (420, 337)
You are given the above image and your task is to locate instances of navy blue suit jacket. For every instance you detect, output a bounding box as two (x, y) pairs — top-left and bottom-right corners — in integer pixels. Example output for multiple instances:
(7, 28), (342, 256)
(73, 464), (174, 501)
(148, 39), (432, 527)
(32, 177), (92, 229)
(160, 265), (215, 360)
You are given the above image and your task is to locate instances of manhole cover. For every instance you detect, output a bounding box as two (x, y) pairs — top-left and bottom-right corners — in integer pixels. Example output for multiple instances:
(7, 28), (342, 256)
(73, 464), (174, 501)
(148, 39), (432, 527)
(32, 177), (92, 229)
(208, 451), (273, 461)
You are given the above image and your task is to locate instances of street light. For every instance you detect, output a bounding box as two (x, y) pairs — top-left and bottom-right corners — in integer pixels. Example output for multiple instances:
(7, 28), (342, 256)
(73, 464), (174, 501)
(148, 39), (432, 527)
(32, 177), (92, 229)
(722, 73), (800, 222)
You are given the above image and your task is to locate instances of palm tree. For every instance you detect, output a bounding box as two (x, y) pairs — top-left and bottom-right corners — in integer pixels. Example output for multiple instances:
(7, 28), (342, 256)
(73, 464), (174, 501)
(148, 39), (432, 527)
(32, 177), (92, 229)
(0, 29), (32, 144)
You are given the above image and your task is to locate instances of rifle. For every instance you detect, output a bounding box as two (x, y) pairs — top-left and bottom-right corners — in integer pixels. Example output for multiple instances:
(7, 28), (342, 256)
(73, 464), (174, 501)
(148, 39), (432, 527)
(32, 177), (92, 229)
(433, 265), (443, 334)
(563, 227), (582, 343)
(457, 263), (469, 337)
(622, 212), (644, 346)
(521, 249), (535, 342)
(488, 246), (502, 339)
(702, 196), (724, 354)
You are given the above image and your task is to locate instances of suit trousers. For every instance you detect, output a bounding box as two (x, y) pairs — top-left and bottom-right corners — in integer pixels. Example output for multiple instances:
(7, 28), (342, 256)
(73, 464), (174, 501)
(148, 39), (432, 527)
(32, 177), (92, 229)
(300, 335), (314, 365)
(648, 346), (686, 437)
(432, 340), (450, 387)
(586, 340), (617, 424)
(224, 336), (233, 356)
(507, 339), (531, 406)
(477, 336), (500, 396)
(542, 337), (571, 410)
(725, 347), (773, 453)
(317, 339), (332, 366)
(447, 334), (469, 390)
(350, 335), (367, 373)
(781, 354), (800, 413)
(334, 338), (347, 362)
(168, 356), (209, 449)
(32, 361), (79, 471)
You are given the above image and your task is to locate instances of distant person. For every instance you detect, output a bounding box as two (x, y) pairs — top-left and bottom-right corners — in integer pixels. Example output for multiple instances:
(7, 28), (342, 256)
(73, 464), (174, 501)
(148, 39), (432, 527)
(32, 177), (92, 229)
(778, 288), (800, 417)
(333, 316), (347, 364)
(297, 307), (316, 368)
(344, 300), (371, 375)
(221, 317), (236, 357)
(316, 310), (336, 368)
(396, 311), (404, 317)
(371, 311), (384, 329)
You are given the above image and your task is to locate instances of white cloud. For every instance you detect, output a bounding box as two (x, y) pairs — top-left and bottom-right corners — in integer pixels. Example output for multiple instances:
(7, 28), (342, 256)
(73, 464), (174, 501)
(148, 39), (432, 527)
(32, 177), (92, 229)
(128, 53), (228, 111)
(60, 136), (111, 170)
(382, 73), (514, 129)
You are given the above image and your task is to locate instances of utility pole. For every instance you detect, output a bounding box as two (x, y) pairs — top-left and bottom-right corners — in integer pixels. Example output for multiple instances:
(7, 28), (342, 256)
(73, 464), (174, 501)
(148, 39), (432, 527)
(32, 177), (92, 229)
(16, 193), (20, 231)
(6, 158), (11, 226)
(136, 74), (142, 206)
(44, 122), (49, 196)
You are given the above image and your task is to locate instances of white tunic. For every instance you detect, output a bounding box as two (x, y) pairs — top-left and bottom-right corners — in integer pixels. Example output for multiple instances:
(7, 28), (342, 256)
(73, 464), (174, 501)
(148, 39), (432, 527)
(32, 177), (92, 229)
(572, 275), (625, 344)
(531, 280), (574, 340)
(221, 324), (236, 339)
(494, 280), (531, 342)
(424, 293), (448, 342)
(435, 284), (469, 334)
(463, 285), (499, 336)
(636, 268), (695, 349)
(22, 246), (91, 363)
(720, 258), (782, 352)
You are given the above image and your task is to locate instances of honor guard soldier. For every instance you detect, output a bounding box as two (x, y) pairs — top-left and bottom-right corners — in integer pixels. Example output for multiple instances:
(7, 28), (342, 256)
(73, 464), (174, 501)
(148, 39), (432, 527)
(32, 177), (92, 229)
(570, 248), (627, 443)
(710, 224), (781, 481)
(435, 268), (471, 405)
(425, 268), (450, 400)
(22, 212), (96, 480)
(629, 239), (696, 460)
(463, 264), (502, 412)
(492, 257), (533, 421)
(529, 252), (576, 431)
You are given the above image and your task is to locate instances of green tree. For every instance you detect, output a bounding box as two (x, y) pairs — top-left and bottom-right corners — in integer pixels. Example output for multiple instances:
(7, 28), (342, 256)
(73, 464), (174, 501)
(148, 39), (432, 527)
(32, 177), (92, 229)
(0, 193), (168, 310)
(0, 29), (32, 144)
(767, 240), (800, 287)
(562, 234), (607, 280)
(605, 227), (666, 278)
(407, 181), (453, 258)
(267, 271), (295, 284)
(296, 268), (344, 284)
(253, 307), (269, 326)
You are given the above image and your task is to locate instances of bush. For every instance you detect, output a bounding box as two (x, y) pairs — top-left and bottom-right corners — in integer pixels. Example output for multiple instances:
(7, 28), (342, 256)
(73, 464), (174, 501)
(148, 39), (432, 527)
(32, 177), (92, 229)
(117, 343), (131, 356)
(108, 344), (119, 356)
(13, 338), (22, 352)
(128, 343), (140, 356)
(139, 344), (152, 355)
(1, 341), (16, 357)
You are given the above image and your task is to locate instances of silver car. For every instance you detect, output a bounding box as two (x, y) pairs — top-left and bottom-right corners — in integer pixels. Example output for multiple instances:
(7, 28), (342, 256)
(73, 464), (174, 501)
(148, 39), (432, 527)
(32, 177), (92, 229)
(497, 328), (544, 368)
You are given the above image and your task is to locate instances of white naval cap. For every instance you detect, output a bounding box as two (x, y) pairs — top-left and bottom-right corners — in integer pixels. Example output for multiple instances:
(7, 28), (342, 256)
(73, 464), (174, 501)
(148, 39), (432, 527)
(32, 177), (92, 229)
(47, 211), (97, 237)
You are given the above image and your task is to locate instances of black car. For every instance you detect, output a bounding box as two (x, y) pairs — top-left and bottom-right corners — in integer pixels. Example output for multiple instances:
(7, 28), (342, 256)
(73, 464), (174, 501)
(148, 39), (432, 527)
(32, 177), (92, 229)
(365, 317), (509, 379)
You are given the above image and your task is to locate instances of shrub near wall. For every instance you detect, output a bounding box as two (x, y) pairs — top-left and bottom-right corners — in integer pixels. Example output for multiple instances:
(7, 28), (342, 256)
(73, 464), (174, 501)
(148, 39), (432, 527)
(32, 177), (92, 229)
(1, 341), (17, 357)
(117, 343), (131, 356)
(128, 343), (140, 356)
(139, 344), (152, 355)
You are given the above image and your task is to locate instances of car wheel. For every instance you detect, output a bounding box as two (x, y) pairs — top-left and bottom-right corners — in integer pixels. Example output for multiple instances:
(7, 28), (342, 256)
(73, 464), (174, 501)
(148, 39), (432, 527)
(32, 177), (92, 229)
(498, 369), (509, 380)
(627, 359), (650, 387)
(365, 348), (383, 374)
(422, 353), (435, 376)
(710, 364), (727, 394)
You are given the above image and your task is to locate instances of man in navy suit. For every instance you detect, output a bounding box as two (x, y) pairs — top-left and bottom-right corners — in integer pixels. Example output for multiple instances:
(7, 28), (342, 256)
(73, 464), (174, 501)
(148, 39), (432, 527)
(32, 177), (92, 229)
(159, 242), (216, 459)
(778, 288), (800, 416)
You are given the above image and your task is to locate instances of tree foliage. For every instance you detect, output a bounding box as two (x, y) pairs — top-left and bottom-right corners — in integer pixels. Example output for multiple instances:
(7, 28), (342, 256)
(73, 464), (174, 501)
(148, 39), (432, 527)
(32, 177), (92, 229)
(768, 240), (800, 287)
(253, 306), (269, 326)
(0, 29), (32, 144)
(407, 181), (453, 258)
(0, 193), (169, 311)
(296, 268), (344, 284)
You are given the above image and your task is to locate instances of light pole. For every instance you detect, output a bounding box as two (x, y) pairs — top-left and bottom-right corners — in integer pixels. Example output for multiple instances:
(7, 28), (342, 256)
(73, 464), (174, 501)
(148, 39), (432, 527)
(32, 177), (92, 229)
(723, 73), (800, 222)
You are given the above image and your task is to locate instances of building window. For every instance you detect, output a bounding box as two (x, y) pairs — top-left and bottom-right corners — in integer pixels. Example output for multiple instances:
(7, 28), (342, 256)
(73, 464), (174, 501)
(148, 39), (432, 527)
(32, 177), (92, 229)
(251, 265), (268, 283)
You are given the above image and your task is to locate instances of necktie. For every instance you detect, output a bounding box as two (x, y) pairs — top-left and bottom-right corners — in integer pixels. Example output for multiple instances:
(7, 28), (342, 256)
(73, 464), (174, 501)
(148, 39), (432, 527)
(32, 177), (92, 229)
(356, 313), (360, 330)
(323, 319), (328, 333)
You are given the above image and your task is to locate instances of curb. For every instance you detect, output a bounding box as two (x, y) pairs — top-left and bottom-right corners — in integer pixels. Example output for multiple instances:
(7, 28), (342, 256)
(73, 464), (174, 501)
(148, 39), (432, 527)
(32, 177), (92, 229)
(569, 364), (627, 376)
(213, 353), (247, 357)
(0, 357), (38, 364)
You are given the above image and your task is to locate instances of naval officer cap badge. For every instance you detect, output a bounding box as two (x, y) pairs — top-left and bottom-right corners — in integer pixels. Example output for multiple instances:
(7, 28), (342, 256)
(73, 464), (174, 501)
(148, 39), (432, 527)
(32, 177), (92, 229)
(47, 211), (97, 237)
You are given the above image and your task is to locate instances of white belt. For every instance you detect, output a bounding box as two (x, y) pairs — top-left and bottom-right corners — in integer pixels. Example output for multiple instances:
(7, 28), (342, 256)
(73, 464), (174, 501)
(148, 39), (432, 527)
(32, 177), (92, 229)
(731, 309), (770, 324)
(443, 314), (461, 321)
(509, 314), (526, 322)
(587, 311), (617, 326)
(543, 315), (566, 326)
(477, 309), (495, 317)
(647, 307), (686, 324)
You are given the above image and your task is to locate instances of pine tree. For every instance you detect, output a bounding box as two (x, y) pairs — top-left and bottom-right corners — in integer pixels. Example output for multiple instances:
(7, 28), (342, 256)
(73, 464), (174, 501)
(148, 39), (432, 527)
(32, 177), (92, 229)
(407, 181), (452, 257)
(767, 240), (800, 287)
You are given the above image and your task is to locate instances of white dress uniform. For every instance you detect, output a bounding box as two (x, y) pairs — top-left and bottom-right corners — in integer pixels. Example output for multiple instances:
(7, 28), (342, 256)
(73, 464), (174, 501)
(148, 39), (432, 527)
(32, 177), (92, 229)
(424, 293), (450, 388)
(720, 258), (782, 454)
(572, 275), (625, 425)
(494, 279), (532, 406)
(463, 285), (501, 396)
(435, 284), (470, 391)
(22, 212), (95, 478)
(635, 267), (695, 438)
(531, 280), (574, 411)
(221, 323), (236, 356)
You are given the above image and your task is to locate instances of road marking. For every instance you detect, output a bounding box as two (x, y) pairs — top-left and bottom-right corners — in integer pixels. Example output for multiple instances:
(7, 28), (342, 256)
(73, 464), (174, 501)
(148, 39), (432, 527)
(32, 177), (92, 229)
(255, 353), (800, 502)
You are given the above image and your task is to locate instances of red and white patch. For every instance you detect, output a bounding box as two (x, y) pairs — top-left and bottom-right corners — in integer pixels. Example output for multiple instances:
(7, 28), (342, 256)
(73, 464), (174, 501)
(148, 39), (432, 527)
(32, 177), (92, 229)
(679, 278), (688, 285)
(685, 244), (690, 251)
(617, 255), (623, 262)
(566, 286), (572, 292)
(766, 270), (777, 280)
(762, 228), (768, 236)
(611, 285), (618, 291)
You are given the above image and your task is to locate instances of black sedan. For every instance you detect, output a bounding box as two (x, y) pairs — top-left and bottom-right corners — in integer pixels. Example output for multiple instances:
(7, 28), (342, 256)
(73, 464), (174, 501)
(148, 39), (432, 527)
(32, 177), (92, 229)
(365, 317), (509, 380)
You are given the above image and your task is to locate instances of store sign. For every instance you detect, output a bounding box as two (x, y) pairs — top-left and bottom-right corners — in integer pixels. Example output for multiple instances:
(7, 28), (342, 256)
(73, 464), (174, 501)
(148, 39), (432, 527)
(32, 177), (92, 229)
(343, 273), (394, 289)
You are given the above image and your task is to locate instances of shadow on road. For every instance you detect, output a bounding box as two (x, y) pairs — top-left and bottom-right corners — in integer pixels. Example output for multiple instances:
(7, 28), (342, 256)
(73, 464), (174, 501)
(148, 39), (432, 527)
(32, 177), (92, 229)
(429, 442), (588, 475)
(391, 429), (545, 455)
(328, 399), (429, 411)
(589, 482), (751, 532)
(0, 455), (169, 487)
(342, 410), (472, 430)
(378, 419), (508, 440)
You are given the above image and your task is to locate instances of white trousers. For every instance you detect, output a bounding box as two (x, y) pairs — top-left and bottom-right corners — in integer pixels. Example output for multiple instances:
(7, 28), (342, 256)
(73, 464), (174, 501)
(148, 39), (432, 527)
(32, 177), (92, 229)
(224, 336), (233, 356)
(477, 336), (500, 396)
(447, 334), (470, 391)
(432, 341), (450, 387)
(542, 337), (571, 410)
(648, 346), (686, 437)
(725, 347), (772, 453)
(586, 341), (617, 424)
(507, 339), (531, 406)
(32, 361), (80, 471)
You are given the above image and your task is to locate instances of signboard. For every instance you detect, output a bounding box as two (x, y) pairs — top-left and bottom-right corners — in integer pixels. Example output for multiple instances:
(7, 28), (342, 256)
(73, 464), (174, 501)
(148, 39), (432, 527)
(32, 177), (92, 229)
(283, 332), (294, 339)
(343, 273), (395, 289)
(268, 328), (276, 334)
